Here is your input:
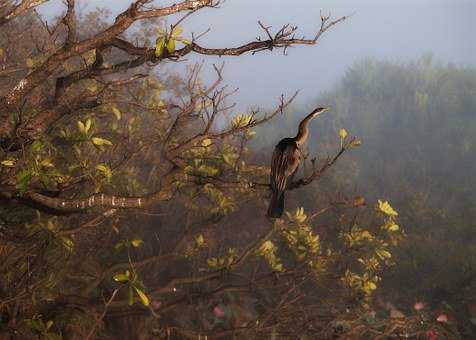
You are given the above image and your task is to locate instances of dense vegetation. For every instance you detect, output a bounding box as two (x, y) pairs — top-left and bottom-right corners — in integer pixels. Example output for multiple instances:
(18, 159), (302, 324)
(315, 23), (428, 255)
(1, 1), (474, 339)
(0, 2), (413, 339)
(255, 56), (476, 337)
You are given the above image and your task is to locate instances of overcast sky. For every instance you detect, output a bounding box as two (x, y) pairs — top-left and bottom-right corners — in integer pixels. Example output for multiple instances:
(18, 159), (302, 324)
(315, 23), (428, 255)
(39, 0), (476, 110)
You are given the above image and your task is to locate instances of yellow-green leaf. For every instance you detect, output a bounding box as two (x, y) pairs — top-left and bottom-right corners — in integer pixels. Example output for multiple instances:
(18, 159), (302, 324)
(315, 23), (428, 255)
(128, 285), (134, 305)
(350, 138), (362, 147)
(131, 239), (143, 248)
(95, 164), (112, 181)
(201, 138), (212, 147)
(88, 83), (98, 92)
(113, 272), (130, 282)
(166, 38), (175, 54)
(376, 249), (392, 259)
(195, 234), (204, 247)
(92, 137), (113, 147)
(207, 257), (218, 268)
(84, 118), (92, 133)
(40, 159), (54, 168)
(259, 240), (274, 254)
(365, 281), (377, 291)
(171, 26), (183, 37)
(61, 237), (74, 252)
(1, 159), (15, 167)
(155, 37), (165, 57)
(134, 286), (150, 306)
(77, 120), (86, 133)
(112, 107), (122, 120)
(377, 200), (398, 216)
(388, 223), (400, 231)
(339, 128), (348, 140)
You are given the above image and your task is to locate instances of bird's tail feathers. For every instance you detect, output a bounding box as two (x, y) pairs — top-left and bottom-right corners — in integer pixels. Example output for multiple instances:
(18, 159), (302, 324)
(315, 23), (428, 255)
(267, 190), (285, 218)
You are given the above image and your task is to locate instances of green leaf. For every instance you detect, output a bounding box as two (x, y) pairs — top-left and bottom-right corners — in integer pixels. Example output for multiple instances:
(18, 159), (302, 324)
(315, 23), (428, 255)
(40, 159), (54, 168)
(134, 286), (150, 306)
(259, 240), (274, 254)
(91, 137), (113, 147)
(26, 319), (43, 332)
(388, 223), (400, 232)
(155, 37), (165, 57)
(339, 128), (348, 140)
(166, 38), (176, 54)
(365, 281), (377, 291)
(171, 26), (183, 37)
(207, 257), (218, 268)
(195, 234), (204, 247)
(350, 138), (362, 148)
(1, 159), (15, 167)
(231, 114), (254, 129)
(201, 138), (212, 147)
(87, 82), (98, 92)
(113, 272), (130, 283)
(46, 320), (53, 330)
(273, 263), (284, 272)
(376, 249), (392, 259)
(77, 120), (86, 134)
(112, 107), (122, 120)
(31, 140), (43, 153)
(294, 207), (307, 223)
(114, 241), (124, 251)
(131, 239), (143, 248)
(84, 118), (92, 133)
(61, 237), (74, 252)
(377, 200), (398, 216)
(16, 169), (32, 194)
(128, 285), (134, 305)
(95, 164), (112, 182)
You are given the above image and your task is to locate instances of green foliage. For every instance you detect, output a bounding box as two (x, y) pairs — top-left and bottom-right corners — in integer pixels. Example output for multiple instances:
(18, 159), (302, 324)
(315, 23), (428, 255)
(257, 240), (284, 272)
(2, 6), (452, 339)
(155, 25), (190, 57)
(25, 317), (62, 340)
(207, 248), (237, 270)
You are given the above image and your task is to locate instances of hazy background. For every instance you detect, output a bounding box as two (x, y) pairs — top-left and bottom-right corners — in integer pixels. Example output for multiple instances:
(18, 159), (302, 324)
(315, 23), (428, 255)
(39, 0), (476, 110)
(2, 1), (476, 337)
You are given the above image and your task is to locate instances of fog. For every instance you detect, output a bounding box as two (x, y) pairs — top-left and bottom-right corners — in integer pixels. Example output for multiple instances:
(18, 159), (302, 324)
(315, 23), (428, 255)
(2, 1), (476, 338)
(39, 0), (475, 109)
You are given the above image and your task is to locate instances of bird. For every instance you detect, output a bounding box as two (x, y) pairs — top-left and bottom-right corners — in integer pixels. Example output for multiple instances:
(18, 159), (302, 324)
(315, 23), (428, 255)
(267, 107), (329, 218)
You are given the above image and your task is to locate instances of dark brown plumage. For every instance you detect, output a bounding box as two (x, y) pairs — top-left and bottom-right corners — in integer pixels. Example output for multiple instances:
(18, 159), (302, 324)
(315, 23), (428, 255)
(267, 107), (329, 218)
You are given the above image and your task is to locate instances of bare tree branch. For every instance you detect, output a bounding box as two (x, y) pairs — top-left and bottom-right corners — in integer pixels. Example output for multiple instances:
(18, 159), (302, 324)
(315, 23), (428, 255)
(25, 166), (179, 211)
(62, 0), (76, 47)
(0, 0), (50, 27)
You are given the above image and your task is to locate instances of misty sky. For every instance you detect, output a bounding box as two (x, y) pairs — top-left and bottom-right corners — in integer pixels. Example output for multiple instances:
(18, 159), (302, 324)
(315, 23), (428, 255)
(39, 0), (475, 110)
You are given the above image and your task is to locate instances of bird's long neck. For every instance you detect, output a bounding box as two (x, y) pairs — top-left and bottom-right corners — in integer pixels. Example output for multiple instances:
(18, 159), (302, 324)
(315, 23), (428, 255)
(294, 111), (317, 146)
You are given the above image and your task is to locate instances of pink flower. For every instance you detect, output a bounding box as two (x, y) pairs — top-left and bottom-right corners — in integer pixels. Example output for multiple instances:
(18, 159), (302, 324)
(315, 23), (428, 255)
(213, 305), (225, 318)
(414, 301), (425, 311)
(151, 300), (162, 310)
(436, 314), (448, 323)
(425, 329), (438, 340)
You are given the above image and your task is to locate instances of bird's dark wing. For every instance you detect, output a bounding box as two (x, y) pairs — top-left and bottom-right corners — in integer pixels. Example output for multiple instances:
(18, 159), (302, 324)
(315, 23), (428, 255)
(270, 141), (300, 192)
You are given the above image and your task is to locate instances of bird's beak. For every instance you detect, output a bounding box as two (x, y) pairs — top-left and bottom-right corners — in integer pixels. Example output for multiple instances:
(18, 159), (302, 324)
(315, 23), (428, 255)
(315, 107), (329, 115)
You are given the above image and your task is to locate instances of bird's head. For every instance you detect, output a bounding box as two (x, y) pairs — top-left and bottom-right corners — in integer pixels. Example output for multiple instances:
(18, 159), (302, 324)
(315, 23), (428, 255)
(310, 107), (329, 117)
